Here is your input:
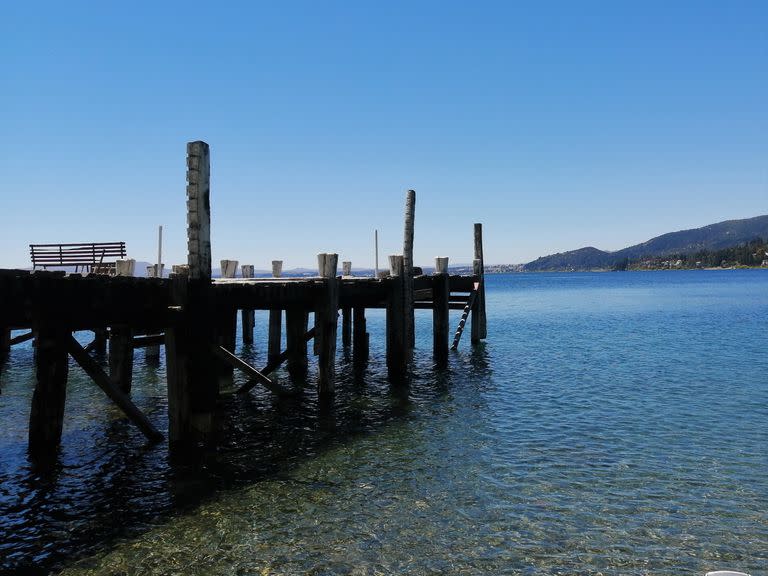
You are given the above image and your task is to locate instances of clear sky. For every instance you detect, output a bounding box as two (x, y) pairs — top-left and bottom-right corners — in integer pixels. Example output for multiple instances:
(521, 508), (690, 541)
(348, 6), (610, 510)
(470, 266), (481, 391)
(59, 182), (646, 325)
(2, 1), (766, 269)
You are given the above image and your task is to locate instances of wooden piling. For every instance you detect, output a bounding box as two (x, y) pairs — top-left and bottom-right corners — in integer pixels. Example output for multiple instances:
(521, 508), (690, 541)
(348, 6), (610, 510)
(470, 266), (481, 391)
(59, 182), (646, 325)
(145, 262), (161, 359)
(341, 307), (351, 348)
(286, 308), (308, 378)
(241, 265), (255, 344)
(90, 329), (107, 355)
(403, 190), (416, 351)
(1, 326), (10, 363)
(433, 257), (450, 366)
(109, 325), (134, 393)
(471, 223), (487, 343)
(316, 253), (338, 398)
(352, 306), (368, 366)
(28, 281), (69, 459)
(268, 261), (283, 363)
(165, 140), (217, 445)
(386, 255), (408, 382)
(342, 261), (352, 277)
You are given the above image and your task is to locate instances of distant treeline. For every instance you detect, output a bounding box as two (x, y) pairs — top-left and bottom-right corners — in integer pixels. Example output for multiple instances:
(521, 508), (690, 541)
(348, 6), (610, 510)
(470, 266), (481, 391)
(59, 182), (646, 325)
(616, 238), (768, 270)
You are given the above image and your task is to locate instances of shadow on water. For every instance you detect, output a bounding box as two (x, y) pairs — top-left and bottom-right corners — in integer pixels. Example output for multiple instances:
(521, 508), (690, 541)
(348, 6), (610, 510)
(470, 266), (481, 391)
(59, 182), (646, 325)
(0, 330), (472, 575)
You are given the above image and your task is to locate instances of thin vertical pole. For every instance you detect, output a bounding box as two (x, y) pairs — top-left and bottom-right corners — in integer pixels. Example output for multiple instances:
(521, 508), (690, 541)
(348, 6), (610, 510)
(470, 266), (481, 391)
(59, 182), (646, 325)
(374, 229), (379, 278)
(157, 225), (163, 278)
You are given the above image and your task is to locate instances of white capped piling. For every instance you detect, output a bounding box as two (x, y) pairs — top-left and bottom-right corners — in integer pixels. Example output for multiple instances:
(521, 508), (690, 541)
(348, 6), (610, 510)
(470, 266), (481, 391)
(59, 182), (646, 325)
(316, 253), (339, 397)
(241, 265), (255, 344)
(432, 257), (450, 366)
(268, 261), (283, 363)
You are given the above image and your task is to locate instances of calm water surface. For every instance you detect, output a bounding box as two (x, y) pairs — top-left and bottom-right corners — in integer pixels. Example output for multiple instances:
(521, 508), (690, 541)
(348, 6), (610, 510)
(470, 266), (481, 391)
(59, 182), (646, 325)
(1, 271), (766, 575)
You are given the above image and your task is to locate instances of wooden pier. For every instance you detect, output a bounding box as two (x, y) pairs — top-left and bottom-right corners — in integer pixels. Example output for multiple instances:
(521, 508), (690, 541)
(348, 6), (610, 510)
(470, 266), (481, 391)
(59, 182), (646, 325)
(0, 140), (487, 461)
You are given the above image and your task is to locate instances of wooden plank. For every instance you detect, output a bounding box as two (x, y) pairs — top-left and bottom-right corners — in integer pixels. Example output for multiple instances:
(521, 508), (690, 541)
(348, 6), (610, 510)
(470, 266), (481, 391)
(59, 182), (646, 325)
(68, 335), (163, 442)
(132, 334), (165, 348)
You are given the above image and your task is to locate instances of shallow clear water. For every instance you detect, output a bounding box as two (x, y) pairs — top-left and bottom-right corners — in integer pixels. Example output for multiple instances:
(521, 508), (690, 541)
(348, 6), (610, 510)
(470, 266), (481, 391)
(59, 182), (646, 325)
(1, 271), (767, 575)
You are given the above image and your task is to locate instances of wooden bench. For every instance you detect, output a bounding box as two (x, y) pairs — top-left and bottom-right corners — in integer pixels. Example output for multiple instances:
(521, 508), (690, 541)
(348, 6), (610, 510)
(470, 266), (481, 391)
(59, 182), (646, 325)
(30, 242), (127, 274)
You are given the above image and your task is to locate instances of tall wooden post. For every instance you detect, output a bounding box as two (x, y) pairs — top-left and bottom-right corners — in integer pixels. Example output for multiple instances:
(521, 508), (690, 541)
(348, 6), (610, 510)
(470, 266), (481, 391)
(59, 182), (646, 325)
(91, 329), (107, 355)
(268, 260), (283, 363)
(403, 190), (416, 351)
(433, 257), (450, 367)
(144, 260), (161, 360)
(286, 308), (308, 379)
(241, 264), (255, 344)
(109, 325), (134, 393)
(386, 255), (407, 382)
(316, 253), (338, 398)
(341, 261), (352, 347)
(352, 307), (368, 366)
(471, 223), (487, 343)
(166, 140), (217, 446)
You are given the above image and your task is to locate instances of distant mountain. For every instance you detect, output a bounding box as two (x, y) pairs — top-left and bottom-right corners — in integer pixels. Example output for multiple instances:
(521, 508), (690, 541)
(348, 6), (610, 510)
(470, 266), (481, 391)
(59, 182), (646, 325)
(524, 215), (768, 271)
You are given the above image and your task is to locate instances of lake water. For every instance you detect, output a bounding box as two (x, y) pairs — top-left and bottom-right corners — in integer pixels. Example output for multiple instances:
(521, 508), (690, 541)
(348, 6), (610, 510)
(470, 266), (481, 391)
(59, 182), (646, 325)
(1, 271), (767, 575)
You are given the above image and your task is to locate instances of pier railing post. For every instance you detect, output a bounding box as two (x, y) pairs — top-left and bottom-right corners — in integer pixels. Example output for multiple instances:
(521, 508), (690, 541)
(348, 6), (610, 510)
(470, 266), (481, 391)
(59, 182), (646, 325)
(403, 190), (416, 352)
(433, 257), (450, 366)
(268, 260), (283, 364)
(386, 254), (408, 382)
(316, 253), (338, 398)
(471, 223), (487, 343)
(241, 265), (255, 345)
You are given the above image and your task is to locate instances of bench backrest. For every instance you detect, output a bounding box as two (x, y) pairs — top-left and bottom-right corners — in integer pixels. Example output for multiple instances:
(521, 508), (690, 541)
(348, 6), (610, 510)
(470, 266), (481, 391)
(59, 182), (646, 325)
(30, 242), (127, 269)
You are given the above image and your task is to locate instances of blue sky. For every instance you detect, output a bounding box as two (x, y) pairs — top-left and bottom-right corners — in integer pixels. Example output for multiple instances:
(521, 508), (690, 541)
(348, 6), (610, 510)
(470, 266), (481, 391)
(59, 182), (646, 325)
(2, 1), (766, 269)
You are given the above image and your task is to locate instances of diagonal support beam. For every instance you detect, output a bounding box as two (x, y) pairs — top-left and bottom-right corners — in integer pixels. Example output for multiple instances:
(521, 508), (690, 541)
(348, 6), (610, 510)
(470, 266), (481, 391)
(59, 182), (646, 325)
(67, 335), (163, 443)
(212, 345), (293, 397)
(10, 331), (34, 346)
(236, 326), (316, 395)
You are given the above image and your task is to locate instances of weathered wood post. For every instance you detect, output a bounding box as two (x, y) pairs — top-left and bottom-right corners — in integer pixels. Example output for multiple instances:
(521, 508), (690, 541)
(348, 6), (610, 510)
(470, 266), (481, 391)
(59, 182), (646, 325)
(316, 253), (338, 398)
(216, 260), (238, 387)
(268, 260), (283, 363)
(109, 326), (134, 393)
(341, 261), (352, 348)
(286, 308), (309, 379)
(352, 306), (368, 366)
(403, 190), (416, 352)
(471, 223), (487, 343)
(0, 326), (9, 363)
(165, 140), (217, 445)
(386, 255), (408, 382)
(28, 276), (69, 459)
(433, 257), (450, 366)
(241, 264), (255, 344)
(144, 260), (161, 360)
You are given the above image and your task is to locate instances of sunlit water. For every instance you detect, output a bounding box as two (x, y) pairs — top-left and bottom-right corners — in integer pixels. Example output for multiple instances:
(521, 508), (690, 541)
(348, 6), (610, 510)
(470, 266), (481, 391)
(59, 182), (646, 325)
(1, 271), (767, 575)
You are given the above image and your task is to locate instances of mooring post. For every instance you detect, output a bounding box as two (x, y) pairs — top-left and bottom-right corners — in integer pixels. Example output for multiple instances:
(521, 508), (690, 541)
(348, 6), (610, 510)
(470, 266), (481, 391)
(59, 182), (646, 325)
(433, 257), (450, 366)
(268, 260), (283, 363)
(28, 277), (69, 459)
(352, 306), (368, 366)
(386, 255), (408, 382)
(241, 264), (255, 345)
(471, 223), (487, 343)
(403, 190), (416, 352)
(316, 253), (338, 398)
(286, 308), (309, 379)
(165, 140), (217, 445)
(109, 325), (134, 393)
